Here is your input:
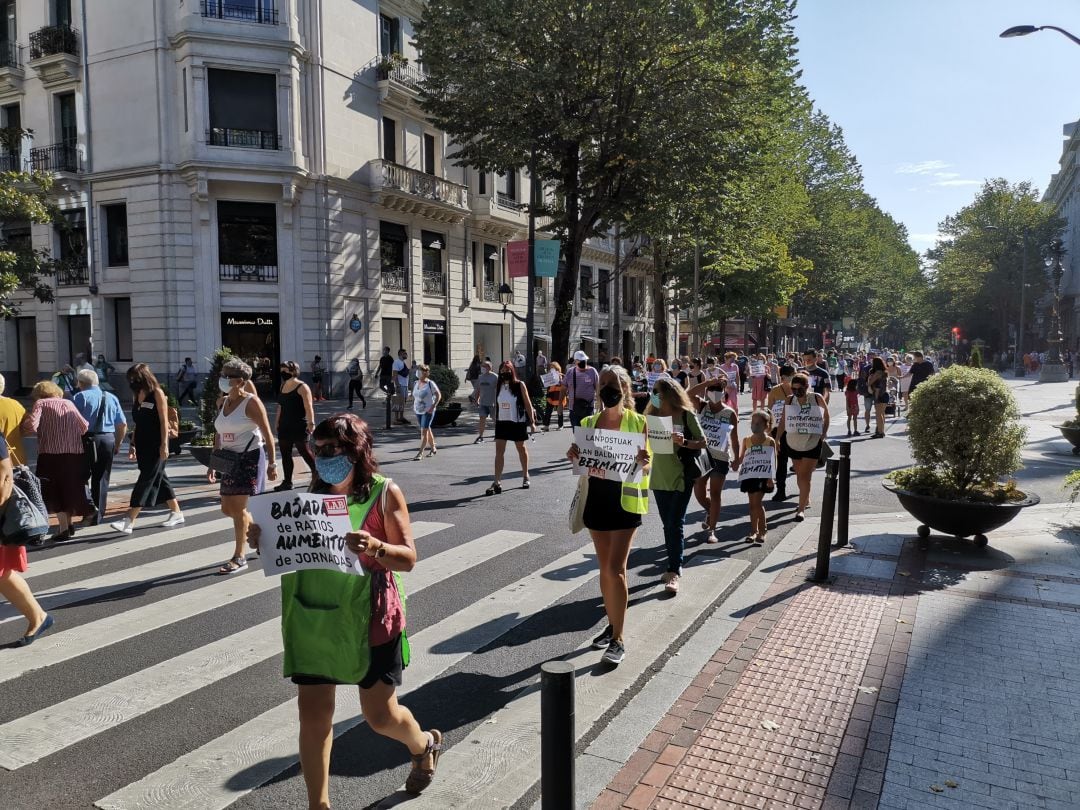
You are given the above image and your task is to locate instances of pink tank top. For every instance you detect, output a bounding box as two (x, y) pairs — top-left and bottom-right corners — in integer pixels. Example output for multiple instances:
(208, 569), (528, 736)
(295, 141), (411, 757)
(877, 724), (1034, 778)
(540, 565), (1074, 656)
(356, 483), (406, 646)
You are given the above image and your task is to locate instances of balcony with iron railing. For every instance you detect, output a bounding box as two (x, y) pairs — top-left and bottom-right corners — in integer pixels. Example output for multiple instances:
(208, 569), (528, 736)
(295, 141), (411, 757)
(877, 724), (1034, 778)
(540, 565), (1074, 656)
(598, 299), (610, 314)
(29, 141), (79, 173)
(495, 192), (522, 212)
(382, 265), (408, 292)
(0, 41), (20, 69)
(375, 59), (425, 91)
(56, 259), (88, 287)
(220, 263), (278, 282)
(371, 159), (469, 222)
(0, 151), (21, 172)
(28, 25), (79, 86)
(208, 128), (281, 150)
(578, 297), (593, 313)
(200, 1), (279, 24)
(422, 269), (446, 296)
(623, 302), (640, 317)
(481, 280), (500, 302)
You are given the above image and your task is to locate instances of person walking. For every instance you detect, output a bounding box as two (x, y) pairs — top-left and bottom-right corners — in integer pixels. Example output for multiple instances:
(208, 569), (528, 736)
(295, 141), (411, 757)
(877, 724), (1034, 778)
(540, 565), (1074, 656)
(470, 360), (498, 443)
(377, 346), (396, 408)
(689, 379), (740, 544)
(310, 355), (326, 402)
(209, 358), (277, 574)
(867, 357), (889, 439)
(274, 361), (317, 492)
(346, 357), (366, 410)
(109, 365), (184, 535)
(801, 350), (832, 404)
(899, 353), (914, 410)
(749, 352), (768, 410)
(0, 373), (27, 466)
(766, 365), (795, 501)
(844, 378), (860, 436)
(566, 350), (600, 427)
(175, 357), (198, 406)
(411, 364), (441, 460)
(72, 369), (127, 524)
(778, 372), (829, 522)
(908, 350), (934, 396)
(20, 380), (90, 541)
(567, 365), (651, 665)
(465, 354), (482, 394)
(246, 413), (442, 805)
(645, 377), (706, 594)
(0, 434), (54, 646)
(94, 354), (117, 393)
(542, 361), (566, 431)
(52, 365), (76, 399)
(720, 352), (741, 410)
(738, 409), (778, 544)
(391, 350), (411, 426)
(485, 361), (535, 495)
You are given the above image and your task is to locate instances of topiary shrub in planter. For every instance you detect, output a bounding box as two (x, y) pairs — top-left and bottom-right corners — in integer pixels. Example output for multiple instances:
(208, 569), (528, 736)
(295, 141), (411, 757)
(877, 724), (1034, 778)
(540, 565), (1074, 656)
(1057, 383), (1080, 455)
(884, 365), (1036, 547)
(428, 364), (463, 427)
(187, 347), (234, 456)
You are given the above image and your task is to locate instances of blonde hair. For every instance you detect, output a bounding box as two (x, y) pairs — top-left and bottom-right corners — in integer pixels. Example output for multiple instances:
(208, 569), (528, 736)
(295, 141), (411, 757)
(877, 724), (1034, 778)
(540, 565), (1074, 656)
(645, 376), (694, 415)
(651, 358), (668, 372)
(548, 361), (562, 373)
(32, 380), (64, 400)
(751, 407), (774, 432)
(598, 365), (635, 410)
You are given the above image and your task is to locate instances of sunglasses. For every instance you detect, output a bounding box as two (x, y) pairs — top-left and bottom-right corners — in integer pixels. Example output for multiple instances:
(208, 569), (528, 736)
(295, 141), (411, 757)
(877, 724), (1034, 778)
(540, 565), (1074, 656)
(309, 442), (348, 459)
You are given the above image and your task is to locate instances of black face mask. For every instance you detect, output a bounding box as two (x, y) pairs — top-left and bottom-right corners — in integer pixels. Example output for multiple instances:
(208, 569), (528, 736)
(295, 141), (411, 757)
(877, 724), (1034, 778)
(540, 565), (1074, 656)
(280, 371), (292, 379)
(499, 373), (511, 382)
(599, 386), (623, 408)
(578, 361), (587, 369)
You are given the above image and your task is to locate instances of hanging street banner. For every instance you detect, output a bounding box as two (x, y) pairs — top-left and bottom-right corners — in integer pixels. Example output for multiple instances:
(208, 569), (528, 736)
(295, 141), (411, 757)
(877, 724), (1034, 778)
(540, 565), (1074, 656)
(572, 426), (645, 482)
(507, 240), (529, 278)
(249, 492), (364, 577)
(646, 415), (674, 455)
(534, 239), (560, 278)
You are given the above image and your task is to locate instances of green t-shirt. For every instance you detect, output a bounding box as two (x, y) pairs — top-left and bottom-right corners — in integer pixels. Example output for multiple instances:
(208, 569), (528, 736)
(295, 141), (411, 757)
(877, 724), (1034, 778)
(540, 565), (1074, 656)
(649, 410), (704, 492)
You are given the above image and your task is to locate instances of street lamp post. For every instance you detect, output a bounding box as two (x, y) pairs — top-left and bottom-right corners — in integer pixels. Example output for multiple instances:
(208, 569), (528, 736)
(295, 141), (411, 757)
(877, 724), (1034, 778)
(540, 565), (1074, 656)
(1017, 229), (1030, 377)
(1000, 24), (1080, 47)
(1039, 239), (1070, 382)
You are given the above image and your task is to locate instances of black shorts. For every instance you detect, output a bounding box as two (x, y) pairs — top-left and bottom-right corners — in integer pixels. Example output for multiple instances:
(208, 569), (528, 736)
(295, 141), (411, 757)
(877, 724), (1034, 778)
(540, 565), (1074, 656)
(583, 478), (642, 531)
(781, 435), (822, 461)
(494, 420), (528, 443)
(740, 478), (773, 494)
(703, 456), (730, 478)
(291, 634), (404, 690)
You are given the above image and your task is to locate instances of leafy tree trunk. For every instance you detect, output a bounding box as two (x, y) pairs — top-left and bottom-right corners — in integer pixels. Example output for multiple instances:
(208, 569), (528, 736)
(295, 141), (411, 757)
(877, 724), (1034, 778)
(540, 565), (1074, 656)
(653, 247), (669, 358)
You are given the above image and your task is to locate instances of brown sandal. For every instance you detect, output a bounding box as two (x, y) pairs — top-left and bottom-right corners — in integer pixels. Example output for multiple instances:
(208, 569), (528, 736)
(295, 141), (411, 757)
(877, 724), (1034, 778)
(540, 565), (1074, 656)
(405, 729), (442, 795)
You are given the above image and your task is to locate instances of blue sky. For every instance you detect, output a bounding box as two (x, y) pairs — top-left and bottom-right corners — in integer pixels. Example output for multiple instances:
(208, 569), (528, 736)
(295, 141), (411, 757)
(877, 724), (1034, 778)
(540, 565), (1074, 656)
(793, 0), (1080, 253)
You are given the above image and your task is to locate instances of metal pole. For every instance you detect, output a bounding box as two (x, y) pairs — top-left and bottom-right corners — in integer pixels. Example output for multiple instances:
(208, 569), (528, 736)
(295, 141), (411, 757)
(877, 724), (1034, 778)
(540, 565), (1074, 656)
(526, 145), (537, 387)
(385, 386), (392, 431)
(808, 459), (839, 582)
(613, 224), (621, 360)
(836, 441), (851, 548)
(1015, 231), (1028, 377)
(540, 660), (575, 809)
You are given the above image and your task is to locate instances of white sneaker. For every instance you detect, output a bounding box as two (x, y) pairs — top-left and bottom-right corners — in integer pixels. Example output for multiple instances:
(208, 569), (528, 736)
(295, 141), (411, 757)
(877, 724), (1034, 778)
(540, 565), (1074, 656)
(160, 512), (185, 528)
(110, 518), (134, 535)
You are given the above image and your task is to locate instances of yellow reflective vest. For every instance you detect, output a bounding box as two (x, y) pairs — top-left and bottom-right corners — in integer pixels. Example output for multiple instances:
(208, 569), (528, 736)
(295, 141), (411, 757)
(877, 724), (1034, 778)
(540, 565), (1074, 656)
(581, 409), (651, 515)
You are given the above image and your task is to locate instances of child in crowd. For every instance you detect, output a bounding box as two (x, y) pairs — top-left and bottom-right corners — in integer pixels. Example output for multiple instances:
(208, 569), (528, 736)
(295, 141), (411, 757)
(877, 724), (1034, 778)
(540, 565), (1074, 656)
(738, 409), (777, 544)
(845, 378), (860, 437)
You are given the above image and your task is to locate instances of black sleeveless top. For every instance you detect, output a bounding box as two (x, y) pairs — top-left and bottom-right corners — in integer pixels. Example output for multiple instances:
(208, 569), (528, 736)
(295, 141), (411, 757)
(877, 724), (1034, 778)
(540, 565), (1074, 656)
(277, 384), (307, 435)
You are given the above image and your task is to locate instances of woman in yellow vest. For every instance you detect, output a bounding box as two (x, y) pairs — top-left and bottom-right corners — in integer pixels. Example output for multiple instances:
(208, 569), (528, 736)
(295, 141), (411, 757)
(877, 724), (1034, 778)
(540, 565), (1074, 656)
(567, 365), (650, 666)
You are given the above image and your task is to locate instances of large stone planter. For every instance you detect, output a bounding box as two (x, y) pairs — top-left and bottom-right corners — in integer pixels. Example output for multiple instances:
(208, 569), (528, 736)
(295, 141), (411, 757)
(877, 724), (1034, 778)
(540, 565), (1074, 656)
(882, 477), (1039, 549)
(432, 402), (463, 427)
(184, 444), (215, 468)
(1057, 424), (1080, 456)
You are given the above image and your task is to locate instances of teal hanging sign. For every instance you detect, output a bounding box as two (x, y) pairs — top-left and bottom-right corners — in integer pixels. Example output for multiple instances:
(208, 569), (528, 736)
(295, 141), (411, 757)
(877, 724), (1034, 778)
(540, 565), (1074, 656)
(349, 315), (362, 333)
(533, 240), (560, 278)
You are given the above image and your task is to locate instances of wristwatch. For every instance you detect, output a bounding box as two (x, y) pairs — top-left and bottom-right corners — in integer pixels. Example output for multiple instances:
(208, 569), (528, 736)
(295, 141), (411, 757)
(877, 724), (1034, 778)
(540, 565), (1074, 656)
(376, 544), (387, 558)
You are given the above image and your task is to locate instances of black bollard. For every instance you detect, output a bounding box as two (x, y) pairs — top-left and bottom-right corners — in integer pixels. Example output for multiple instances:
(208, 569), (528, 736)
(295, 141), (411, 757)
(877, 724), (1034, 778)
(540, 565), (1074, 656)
(385, 389), (392, 431)
(836, 441), (852, 548)
(808, 459), (840, 583)
(540, 660), (575, 809)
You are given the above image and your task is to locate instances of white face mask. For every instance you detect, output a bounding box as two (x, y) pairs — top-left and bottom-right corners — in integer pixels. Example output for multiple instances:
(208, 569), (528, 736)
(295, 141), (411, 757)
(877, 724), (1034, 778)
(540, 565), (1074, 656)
(653, 364), (663, 372)
(707, 391), (724, 404)
(218, 377), (233, 394)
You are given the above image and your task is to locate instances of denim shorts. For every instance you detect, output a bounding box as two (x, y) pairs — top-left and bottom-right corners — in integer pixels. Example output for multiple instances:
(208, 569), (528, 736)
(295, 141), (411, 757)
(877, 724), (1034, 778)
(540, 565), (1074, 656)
(478, 404), (494, 418)
(416, 411), (434, 428)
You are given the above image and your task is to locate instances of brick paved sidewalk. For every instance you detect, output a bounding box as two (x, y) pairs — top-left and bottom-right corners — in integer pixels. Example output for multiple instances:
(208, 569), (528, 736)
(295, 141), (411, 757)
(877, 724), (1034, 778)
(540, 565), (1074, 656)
(594, 504), (1080, 810)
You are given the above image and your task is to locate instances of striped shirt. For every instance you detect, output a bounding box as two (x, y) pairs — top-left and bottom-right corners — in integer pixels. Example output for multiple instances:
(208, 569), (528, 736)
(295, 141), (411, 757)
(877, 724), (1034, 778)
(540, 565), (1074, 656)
(22, 397), (88, 455)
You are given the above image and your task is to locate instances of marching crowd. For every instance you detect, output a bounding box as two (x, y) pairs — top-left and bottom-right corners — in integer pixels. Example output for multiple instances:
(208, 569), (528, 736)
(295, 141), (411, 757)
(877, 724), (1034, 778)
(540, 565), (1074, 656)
(0, 343), (936, 808)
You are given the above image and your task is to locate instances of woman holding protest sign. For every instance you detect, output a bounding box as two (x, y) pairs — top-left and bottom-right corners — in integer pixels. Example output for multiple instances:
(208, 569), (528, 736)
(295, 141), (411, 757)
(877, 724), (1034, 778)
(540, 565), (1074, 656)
(485, 361), (536, 494)
(749, 353), (769, 410)
(645, 377), (706, 595)
(567, 365), (650, 665)
(777, 372), (829, 523)
(687, 378), (740, 544)
(739, 410), (778, 543)
(247, 413), (441, 805)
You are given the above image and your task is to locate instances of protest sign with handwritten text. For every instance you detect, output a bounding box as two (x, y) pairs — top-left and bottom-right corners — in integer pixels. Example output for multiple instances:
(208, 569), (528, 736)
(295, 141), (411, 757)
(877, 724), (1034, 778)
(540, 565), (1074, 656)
(738, 443), (776, 482)
(646, 415), (673, 454)
(249, 492), (363, 577)
(572, 427), (645, 482)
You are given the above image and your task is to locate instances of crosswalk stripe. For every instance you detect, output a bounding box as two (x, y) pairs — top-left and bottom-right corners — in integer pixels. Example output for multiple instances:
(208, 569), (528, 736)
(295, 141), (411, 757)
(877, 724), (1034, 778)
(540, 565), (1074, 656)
(0, 520), (451, 626)
(0, 528), (535, 770)
(24, 516), (235, 580)
(0, 522), (453, 685)
(94, 540), (605, 810)
(398, 557), (751, 809)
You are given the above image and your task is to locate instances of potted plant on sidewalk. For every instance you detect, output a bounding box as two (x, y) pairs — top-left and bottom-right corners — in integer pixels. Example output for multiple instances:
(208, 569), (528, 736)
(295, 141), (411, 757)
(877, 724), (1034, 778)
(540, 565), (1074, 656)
(428, 364), (463, 427)
(1056, 383), (1080, 456)
(184, 347), (234, 466)
(883, 365), (1039, 548)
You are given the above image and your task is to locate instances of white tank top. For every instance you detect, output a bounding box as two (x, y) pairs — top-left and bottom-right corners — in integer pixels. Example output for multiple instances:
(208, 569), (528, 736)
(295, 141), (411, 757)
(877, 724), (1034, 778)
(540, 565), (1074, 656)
(784, 395), (824, 452)
(496, 386), (524, 423)
(214, 394), (264, 450)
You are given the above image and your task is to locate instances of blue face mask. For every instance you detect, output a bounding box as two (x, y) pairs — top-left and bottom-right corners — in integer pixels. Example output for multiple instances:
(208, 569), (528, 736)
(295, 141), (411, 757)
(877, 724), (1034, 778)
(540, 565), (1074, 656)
(650, 393), (662, 408)
(314, 454), (354, 485)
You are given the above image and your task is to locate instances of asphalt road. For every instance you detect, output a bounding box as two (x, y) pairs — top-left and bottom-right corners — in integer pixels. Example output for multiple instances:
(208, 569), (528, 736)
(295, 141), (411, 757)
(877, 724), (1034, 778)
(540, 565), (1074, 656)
(0, 377), (1073, 810)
